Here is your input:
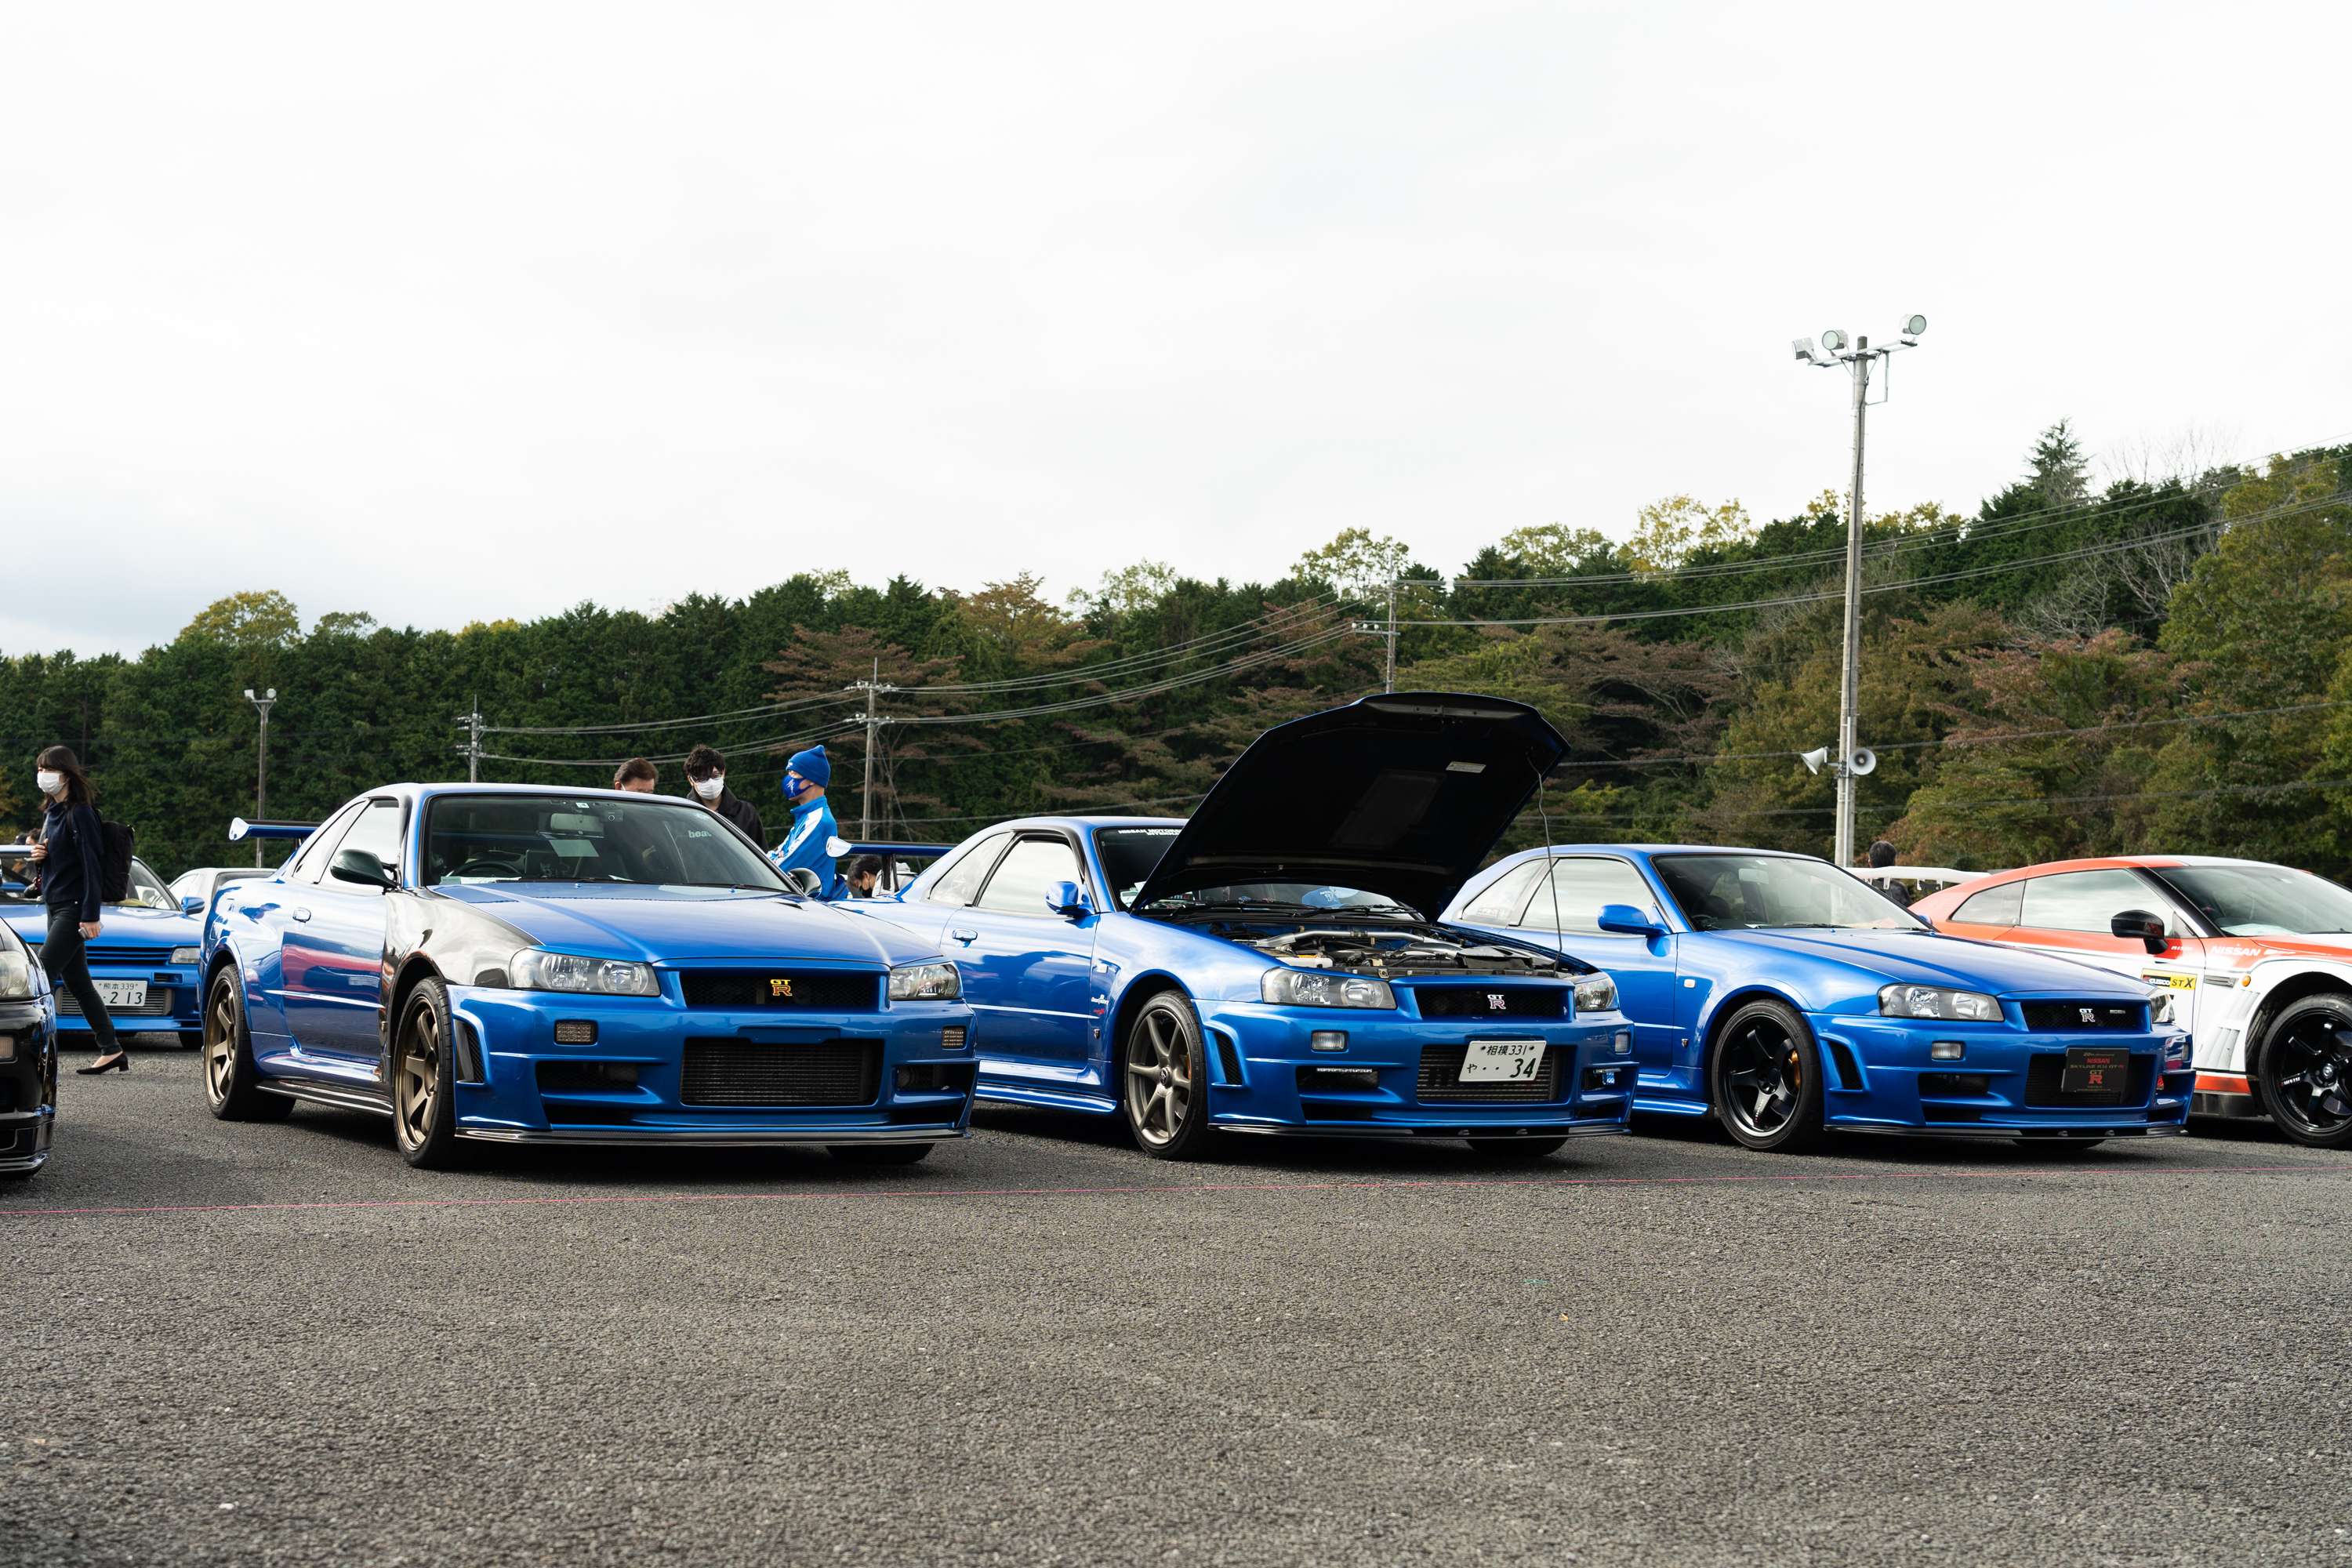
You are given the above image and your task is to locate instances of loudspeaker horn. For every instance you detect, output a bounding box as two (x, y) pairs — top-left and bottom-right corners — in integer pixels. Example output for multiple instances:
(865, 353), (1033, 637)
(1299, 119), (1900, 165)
(1799, 746), (1830, 775)
(1849, 747), (1878, 776)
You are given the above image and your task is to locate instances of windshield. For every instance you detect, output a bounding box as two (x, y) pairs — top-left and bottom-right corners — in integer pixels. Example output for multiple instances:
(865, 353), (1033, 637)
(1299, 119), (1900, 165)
(2151, 863), (2352, 937)
(1652, 854), (1922, 931)
(0, 848), (174, 908)
(120, 859), (173, 909)
(1094, 826), (1183, 910)
(424, 794), (789, 890)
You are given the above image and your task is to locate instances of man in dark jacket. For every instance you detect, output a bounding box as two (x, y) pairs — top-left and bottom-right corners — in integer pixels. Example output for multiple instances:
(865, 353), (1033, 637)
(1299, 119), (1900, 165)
(684, 744), (766, 849)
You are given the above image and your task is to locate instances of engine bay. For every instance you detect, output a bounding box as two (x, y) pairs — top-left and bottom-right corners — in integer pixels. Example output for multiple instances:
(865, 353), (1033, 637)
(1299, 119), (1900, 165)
(1188, 918), (1585, 978)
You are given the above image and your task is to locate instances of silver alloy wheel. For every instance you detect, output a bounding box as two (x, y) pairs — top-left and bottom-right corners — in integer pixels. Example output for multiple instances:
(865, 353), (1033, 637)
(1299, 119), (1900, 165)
(203, 983), (238, 1105)
(395, 1002), (442, 1149)
(1124, 1005), (1195, 1149)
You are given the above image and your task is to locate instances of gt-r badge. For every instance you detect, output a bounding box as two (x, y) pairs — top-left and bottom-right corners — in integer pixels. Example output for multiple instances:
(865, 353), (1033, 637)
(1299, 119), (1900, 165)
(771, 978), (793, 999)
(1487, 993), (1507, 1011)
(2079, 1007), (2096, 1024)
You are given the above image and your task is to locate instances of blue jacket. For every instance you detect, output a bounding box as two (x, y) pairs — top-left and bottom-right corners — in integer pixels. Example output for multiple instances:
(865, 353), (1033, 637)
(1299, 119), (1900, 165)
(39, 800), (105, 921)
(770, 794), (838, 888)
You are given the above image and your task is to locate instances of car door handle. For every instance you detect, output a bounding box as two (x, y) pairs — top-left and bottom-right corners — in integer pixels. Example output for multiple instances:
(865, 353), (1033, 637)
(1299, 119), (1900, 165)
(949, 928), (978, 945)
(292, 907), (311, 922)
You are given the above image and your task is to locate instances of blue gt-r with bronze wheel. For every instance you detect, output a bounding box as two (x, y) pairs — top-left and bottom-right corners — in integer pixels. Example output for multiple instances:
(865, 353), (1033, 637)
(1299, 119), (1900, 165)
(863, 693), (1636, 1161)
(200, 783), (977, 1168)
(1441, 845), (2191, 1151)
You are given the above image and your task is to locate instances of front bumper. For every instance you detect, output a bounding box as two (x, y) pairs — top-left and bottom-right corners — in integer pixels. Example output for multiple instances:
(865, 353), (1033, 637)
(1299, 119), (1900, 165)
(1817, 1014), (2194, 1135)
(1192, 1001), (1637, 1137)
(49, 964), (201, 1036)
(442, 985), (979, 1145)
(0, 999), (58, 1174)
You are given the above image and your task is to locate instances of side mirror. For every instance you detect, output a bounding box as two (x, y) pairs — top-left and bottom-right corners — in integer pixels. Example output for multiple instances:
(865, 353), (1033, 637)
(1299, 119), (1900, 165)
(784, 868), (823, 895)
(1596, 903), (1668, 939)
(826, 835), (852, 858)
(180, 895), (205, 915)
(2111, 909), (2169, 955)
(1044, 880), (1094, 919)
(329, 848), (397, 890)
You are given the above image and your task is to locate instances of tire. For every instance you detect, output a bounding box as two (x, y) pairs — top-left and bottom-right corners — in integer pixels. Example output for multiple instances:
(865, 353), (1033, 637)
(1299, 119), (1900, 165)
(390, 978), (465, 1169)
(1121, 991), (1216, 1160)
(1709, 999), (1826, 1153)
(827, 1143), (935, 1166)
(2254, 993), (2352, 1149)
(202, 969), (293, 1123)
(1465, 1137), (1570, 1163)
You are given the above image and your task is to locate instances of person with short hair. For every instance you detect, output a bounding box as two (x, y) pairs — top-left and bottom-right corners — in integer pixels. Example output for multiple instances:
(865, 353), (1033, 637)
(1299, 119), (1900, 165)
(829, 852), (886, 901)
(25, 746), (126, 1073)
(1866, 840), (1911, 908)
(612, 757), (659, 794)
(683, 744), (765, 846)
(771, 745), (839, 890)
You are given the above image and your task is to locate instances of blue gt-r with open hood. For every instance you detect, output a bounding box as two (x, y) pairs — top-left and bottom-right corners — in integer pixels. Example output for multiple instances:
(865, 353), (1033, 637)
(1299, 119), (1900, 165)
(863, 693), (1637, 1160)
(199, 783), (978, 1167)
(1440, 845), (2193, 1151)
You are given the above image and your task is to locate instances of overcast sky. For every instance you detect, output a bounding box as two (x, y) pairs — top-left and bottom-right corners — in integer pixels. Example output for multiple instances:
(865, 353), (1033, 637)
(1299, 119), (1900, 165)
(3, 2), (2344, 656)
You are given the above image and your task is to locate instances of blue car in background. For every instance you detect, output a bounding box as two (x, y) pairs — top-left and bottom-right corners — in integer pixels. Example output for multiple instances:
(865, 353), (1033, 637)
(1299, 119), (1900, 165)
(1440, 845), (2192, 1151)
(1, 843), (206, 1049)
(201, 782), (978, 1168)
(865, 693), (1636, 1161)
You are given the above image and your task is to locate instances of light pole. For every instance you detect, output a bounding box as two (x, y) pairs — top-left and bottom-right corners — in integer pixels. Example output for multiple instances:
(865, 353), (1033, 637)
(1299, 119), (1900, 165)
(242, 688), (277, 867)
(1791, 314), (1926, 867)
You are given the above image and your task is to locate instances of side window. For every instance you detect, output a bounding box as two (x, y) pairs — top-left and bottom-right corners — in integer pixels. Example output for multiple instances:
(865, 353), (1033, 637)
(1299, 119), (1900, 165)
(1520, 857), (1659, 935)
(975, 837), (1085, 916)
(327, 798), (405, 894)
(287, 802), (367, 884)
(1952, 880), (2024, 927)
(927, 832), (1013, 906)
(2017, 869), (2188, 935)
(1457, 860), (1548, 926)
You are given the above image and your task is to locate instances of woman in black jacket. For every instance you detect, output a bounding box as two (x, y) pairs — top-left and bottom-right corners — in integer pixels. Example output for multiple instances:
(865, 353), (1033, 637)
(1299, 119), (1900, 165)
(27, 746), (125, 1073)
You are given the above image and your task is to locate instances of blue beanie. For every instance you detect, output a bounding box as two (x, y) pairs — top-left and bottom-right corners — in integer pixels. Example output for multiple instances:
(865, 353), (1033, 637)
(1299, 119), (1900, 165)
(784, 745), (831, 791)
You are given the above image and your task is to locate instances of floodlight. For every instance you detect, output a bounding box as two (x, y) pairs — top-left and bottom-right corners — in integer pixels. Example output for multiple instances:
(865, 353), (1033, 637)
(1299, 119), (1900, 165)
(1904, 314), (1926, 336)
(1820, 328), (1849, 352)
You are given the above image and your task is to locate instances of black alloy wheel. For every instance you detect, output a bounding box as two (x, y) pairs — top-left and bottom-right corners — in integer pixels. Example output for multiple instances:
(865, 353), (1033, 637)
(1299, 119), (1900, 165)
(1122, 991), (1214, 1160)
(827, 1143), (935, 1166)
(1465, 1136), (1570, 1163)
(1711, 999), (1827, 1153)
(391, 978), (464, 1169)
(202, 968), (292, 1123)
(2256, 993), (2352, 1149)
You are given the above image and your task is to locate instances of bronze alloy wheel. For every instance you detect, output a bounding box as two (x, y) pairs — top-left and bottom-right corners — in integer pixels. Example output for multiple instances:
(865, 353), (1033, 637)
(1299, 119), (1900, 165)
(1123, 992), (1214, 1160)
(392, 978), (463, 1167)
(2257, 993), (2352, 1149)
(202, 968), (290, 1122)
(1711, 998), (1826, 1153)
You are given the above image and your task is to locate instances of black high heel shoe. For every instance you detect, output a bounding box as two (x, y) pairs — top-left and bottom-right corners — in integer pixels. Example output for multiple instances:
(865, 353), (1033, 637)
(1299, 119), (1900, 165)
(75, 1052), (129, 1075)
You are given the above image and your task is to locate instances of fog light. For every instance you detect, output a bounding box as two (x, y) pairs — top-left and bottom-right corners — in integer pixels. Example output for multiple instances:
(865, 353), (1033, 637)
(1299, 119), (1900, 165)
(553, 1019), (598, 1045)
(1929, 1040), (1963, 1061)
(0, 1034), (14, 1062)
(1310, 1030), (1348, 1052)
(941, 1025), (967, 1051)
(1613, 1031), (1632, 1054)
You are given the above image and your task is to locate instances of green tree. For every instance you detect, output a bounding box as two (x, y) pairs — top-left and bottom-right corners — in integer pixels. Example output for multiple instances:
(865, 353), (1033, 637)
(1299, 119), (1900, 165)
(180, 590), (302, 645)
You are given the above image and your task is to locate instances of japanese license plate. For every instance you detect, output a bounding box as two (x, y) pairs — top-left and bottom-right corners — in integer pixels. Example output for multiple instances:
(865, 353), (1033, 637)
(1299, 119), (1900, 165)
(93, 979), (147, 1008)
(1459, 1039), (1545, 1083)
(2062, 1045), (2129, 1095)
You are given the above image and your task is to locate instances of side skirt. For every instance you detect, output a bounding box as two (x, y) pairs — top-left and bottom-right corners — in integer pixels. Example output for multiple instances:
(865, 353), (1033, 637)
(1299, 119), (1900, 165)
(973, 1078), (1120, 1116)
(256, 1079), (394, 1118)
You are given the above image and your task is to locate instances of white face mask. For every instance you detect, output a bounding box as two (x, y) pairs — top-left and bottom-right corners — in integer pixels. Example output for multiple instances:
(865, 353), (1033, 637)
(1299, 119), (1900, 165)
(692, 775), (725, 801)
(36, 771), (63, 797)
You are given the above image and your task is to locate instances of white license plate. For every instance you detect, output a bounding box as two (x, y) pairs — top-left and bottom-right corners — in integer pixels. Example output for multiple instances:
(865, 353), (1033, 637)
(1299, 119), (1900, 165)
(1459, 1039), (1544, 1083)
(93, 980), (147, 1009)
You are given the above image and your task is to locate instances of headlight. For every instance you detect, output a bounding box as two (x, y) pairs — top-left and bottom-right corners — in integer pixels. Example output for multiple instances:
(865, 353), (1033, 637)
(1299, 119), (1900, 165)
(2147, 988), (2177, 1026)
(889, 961), (960, 1001)
(509, 949), (659, 996)
(0, 952), (30, 1000)
(1878, 984), (2002, 1022)
(1261, 967), (1396, 1009)
(1573, 973), (1618, 1014)
(170, 946), (201, 966)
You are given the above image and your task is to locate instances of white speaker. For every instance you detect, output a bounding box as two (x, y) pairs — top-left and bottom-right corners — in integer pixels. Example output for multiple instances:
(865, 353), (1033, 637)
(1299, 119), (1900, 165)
(1849, 748), (1878, 776)
(1799, 747), (1831, 775)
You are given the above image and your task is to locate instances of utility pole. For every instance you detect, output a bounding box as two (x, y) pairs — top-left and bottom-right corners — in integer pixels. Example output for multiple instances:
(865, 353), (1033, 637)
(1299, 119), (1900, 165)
(847, 659), (897, 840)
(1352, 581), (1402, 693)
(241, 688), (277, 867)
(1793, 315), (1927, 867)
(455, 697), (485, 782)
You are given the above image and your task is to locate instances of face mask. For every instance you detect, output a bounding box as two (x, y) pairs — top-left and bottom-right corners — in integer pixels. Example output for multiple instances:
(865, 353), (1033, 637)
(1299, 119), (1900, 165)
(692, 775), (725, 801)
(36, 771), (62, 796)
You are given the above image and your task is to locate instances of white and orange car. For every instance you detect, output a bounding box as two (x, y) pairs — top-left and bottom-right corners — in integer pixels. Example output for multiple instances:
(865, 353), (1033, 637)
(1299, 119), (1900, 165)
(1911, 855), (2352, 1149)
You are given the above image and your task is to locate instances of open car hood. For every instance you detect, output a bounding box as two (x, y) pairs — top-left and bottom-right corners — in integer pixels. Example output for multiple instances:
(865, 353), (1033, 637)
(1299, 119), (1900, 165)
(1131, 692), (1571, 919)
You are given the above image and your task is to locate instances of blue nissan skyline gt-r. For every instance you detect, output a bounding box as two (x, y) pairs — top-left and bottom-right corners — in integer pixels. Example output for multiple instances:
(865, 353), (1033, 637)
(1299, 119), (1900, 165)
(1440, 844), (2194, 1151)
(200, 783), (978, 1168)
(862, 693), (1637, 1161)
(2, 844), (208, 1048)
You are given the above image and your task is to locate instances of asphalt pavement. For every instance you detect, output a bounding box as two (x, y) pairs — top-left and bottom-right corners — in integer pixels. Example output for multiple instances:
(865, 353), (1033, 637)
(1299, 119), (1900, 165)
(4, 1040), (2350, 1567)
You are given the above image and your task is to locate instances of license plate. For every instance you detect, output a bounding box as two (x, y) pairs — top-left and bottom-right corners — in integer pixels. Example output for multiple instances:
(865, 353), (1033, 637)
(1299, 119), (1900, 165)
(93, 979), (147, 1008)
(2062, 1045), (2129, 1094)
(1459, 1039), (1545, 1083)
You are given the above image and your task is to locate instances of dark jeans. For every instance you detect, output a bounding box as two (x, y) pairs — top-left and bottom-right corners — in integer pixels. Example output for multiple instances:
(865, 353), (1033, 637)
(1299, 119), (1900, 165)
(42, 905), (122, 1054)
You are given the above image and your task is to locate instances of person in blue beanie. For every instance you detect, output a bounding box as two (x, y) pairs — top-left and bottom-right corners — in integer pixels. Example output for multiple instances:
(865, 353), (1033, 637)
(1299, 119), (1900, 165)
(770, 745), (839, 891)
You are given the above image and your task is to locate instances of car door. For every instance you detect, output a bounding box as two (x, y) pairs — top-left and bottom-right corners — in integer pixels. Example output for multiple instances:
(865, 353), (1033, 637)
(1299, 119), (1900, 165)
(948, 834), (1098, 1083)
(2008, 868), (2206, 1030)
(1506, 855), (1686, 1091)
(280, 795), (404, 1072)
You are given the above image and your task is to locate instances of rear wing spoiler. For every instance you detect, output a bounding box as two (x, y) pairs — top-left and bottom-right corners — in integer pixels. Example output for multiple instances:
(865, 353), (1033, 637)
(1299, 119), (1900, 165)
(836, 840), (956, 860)
(229, 818), (321, 842)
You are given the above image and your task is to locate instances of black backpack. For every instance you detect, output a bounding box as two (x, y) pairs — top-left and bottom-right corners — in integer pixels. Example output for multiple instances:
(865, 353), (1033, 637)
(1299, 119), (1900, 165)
(99, 818), (136, 904)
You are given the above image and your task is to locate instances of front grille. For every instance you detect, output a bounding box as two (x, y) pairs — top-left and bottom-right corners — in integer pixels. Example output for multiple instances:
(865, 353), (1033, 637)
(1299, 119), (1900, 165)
(681, 1039), (880, 1106)
(78, 946), (178, 966)
(679, 970), (880, 1011)
(536, 1061), (638, 1093)
(2021, 1000), (2145, 1031)
(59, 991), (175, 1017)
(2024, 1052), (2154, 1108)
(1414, 987), (1565, 1019)
(1415, 1044), (1563, 1103)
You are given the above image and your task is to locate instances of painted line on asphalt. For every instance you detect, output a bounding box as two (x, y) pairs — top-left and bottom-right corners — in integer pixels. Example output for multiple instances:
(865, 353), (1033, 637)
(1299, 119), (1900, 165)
(1, 1162), (2344, 1219)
